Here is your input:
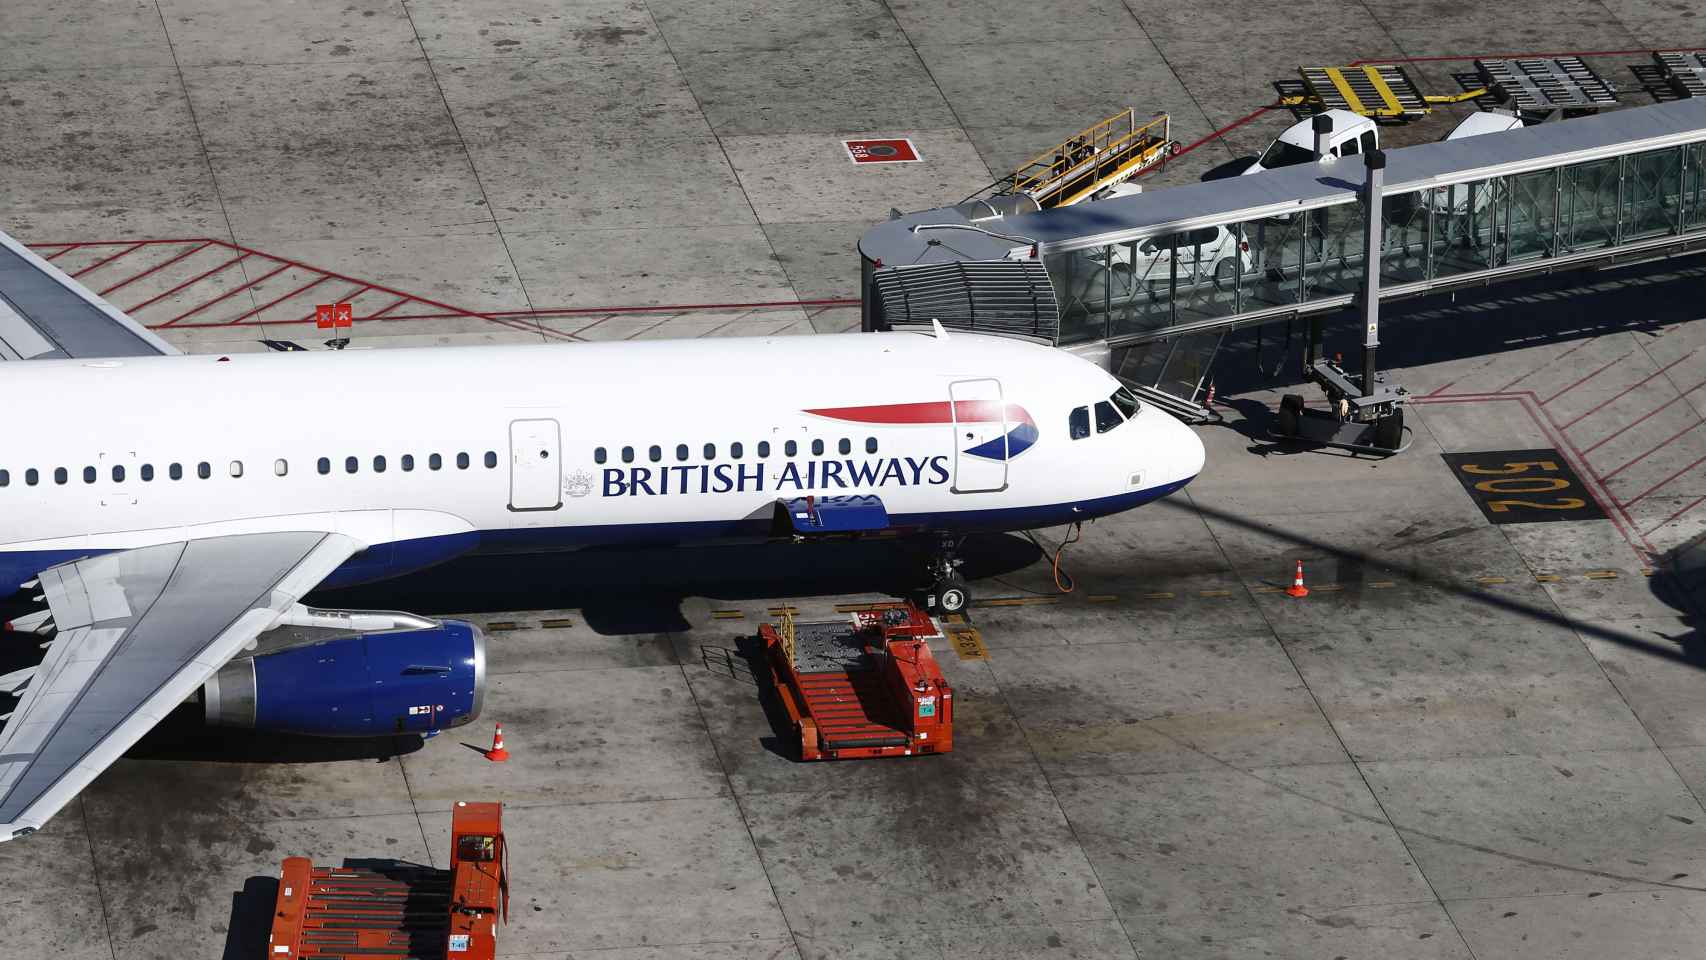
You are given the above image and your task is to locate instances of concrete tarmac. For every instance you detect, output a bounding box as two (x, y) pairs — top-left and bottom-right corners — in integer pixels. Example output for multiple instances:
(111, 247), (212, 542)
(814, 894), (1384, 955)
(4, 2), (1706, 958)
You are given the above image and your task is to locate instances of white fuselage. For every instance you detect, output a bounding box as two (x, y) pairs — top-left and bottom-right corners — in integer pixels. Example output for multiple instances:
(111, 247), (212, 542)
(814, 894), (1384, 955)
(0, 331), (1204, 590)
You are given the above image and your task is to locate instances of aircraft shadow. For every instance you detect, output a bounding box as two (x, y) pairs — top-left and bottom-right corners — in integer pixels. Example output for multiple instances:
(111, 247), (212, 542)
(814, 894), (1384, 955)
(309, 533), (1042, 634)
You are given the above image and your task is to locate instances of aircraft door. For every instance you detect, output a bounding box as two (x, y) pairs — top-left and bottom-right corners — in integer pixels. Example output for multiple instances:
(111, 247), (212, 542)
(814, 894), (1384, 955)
(509, 419), (562, 511)
(949, 378), (1008, 493)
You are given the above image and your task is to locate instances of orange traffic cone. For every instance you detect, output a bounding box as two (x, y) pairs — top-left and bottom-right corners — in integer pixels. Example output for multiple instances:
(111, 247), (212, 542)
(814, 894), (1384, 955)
(1286, 561), (1310, 598)
(486, 722), (511, 763)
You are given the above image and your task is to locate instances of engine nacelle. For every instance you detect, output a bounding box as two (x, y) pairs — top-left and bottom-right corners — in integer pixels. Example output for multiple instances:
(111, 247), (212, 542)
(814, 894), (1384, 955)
(203, 619), (485, 737)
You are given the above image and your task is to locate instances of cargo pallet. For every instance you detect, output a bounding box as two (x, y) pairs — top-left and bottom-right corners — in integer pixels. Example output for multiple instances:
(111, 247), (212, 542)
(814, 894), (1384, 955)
(760, 604), (953, 761)
(267, 801), (508, 960)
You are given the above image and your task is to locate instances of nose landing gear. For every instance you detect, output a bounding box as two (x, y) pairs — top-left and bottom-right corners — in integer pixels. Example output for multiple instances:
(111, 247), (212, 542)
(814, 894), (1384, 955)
(922, 536), (970, 614)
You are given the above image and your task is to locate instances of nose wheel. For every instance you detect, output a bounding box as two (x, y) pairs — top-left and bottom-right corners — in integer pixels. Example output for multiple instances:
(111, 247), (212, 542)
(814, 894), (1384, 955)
(923, 537), (970, 614)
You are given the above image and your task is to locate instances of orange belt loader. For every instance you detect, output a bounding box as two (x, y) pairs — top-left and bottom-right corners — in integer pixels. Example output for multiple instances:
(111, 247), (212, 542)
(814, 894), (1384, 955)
(761, 603), (954, 760)
(267, 801), (508, 959)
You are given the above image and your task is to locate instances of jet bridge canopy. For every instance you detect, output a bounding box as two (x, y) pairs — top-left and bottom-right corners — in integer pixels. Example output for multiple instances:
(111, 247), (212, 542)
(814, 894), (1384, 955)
(860, 95), (1706, 410)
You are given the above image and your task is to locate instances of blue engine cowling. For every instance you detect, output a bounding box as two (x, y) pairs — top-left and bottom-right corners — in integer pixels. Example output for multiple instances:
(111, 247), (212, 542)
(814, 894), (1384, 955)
(202, 620), (485, 737)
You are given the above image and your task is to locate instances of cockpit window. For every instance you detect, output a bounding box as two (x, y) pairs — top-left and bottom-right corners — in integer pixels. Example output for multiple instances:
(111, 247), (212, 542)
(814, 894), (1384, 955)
(1069, 406), (1090, 440)
(1110, 387), (1140, 420)
(1094, 400), (1122, 434)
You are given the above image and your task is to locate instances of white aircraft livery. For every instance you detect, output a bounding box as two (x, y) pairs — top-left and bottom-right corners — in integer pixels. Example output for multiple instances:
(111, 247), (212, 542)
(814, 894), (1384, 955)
(0, 227), (1203, 841)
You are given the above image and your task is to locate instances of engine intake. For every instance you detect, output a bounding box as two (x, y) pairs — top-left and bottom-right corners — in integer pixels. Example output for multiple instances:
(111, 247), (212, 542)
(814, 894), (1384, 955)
(204, 618), (485, 737)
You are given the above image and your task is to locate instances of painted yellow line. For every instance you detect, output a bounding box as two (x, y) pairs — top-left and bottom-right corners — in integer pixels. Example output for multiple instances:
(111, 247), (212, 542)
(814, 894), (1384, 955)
(978, 596), (1061, 607)
(948, 628), (989, 661)
(486, 621), (520, 631)
(711, 610), (746, 620)
(1585, 570), (1619, 580)
(1086, 594), (1119, 604)
(539, 618), (575, 629)
(1141, 591), (1177, 600)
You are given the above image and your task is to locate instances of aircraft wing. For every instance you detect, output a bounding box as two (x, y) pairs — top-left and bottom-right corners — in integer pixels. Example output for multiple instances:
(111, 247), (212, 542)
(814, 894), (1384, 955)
(0, 228), (179, 361)
(0, 531), (358, 840)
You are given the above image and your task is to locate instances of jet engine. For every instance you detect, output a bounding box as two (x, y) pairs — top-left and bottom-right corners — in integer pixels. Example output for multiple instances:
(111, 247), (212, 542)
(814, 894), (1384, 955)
(202, 607), (485, 738)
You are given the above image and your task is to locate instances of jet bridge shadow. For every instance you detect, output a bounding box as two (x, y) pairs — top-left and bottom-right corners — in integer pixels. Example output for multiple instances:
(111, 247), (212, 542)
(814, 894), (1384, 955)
(1207, 256), (1706, 398)
(310, 533), (1041, 635)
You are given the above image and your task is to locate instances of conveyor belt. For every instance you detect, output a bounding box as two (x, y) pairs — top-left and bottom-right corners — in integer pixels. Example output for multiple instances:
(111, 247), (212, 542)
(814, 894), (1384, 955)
(1477, 56), (1618, 112)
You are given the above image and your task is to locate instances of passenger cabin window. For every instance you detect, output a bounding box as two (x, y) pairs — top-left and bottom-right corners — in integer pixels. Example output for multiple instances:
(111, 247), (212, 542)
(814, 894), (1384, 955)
(318, 457), (331, 475)
(1094, 400), (1122, 434)
(1069, 406), (1090, 439)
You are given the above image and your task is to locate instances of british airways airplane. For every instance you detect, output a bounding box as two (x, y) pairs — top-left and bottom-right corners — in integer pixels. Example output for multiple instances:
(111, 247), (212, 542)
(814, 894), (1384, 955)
(0, 227), (1203, 841)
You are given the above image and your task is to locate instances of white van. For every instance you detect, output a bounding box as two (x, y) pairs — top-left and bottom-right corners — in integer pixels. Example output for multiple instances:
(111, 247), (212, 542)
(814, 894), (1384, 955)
(1242, 109), (1378, 175)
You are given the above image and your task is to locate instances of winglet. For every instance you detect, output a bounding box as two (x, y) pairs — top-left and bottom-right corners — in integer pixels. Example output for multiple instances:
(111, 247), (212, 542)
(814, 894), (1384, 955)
(931, 319), (950, 341)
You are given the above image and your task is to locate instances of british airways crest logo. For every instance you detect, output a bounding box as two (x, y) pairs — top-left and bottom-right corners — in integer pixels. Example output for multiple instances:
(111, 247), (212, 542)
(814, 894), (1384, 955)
(803, 400), (1039, 461)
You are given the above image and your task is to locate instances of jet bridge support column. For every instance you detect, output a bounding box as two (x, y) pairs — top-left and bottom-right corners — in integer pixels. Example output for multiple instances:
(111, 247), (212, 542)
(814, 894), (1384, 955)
(1273, 147), (1411, 455)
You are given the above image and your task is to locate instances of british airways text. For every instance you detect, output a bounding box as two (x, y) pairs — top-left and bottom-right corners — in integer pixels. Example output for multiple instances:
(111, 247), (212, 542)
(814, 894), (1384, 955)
(602, 455), (950, 497)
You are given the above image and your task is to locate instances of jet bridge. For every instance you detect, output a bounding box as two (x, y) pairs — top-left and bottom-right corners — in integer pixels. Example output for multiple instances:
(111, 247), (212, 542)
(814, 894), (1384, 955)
(859, 96), (1706, 421)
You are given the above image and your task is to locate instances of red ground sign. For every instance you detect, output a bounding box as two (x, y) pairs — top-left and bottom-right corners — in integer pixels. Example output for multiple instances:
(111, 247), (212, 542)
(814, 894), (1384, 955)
(844, 138), (921, 164)
(315, 302), (353, 329)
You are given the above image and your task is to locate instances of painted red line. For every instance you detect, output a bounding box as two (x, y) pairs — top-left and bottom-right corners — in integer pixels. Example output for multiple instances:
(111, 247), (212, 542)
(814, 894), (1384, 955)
(41, 244), (82, 262)
(159, 261), (290, 327)
(1602, 420), (1705, 482)
(1539, 352), (1629, 405)
(1581, 376), (1706, 455)
(99, 241), (215, 297)
(1496, 339), (1590, 392)
(1350, 46), (1706, 67)
(124, 253), (250, 314)
(1645, 493), (1706, 537)
(1414, 391), (1655, 561)
(297, 285), (370, 323)
(1559, 348), (1700, 429)
(219, 274), (330, 326)
(68, 241), (147, 279)
(1624, 451), (1706, 508)
(364, 296), (411, 320)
